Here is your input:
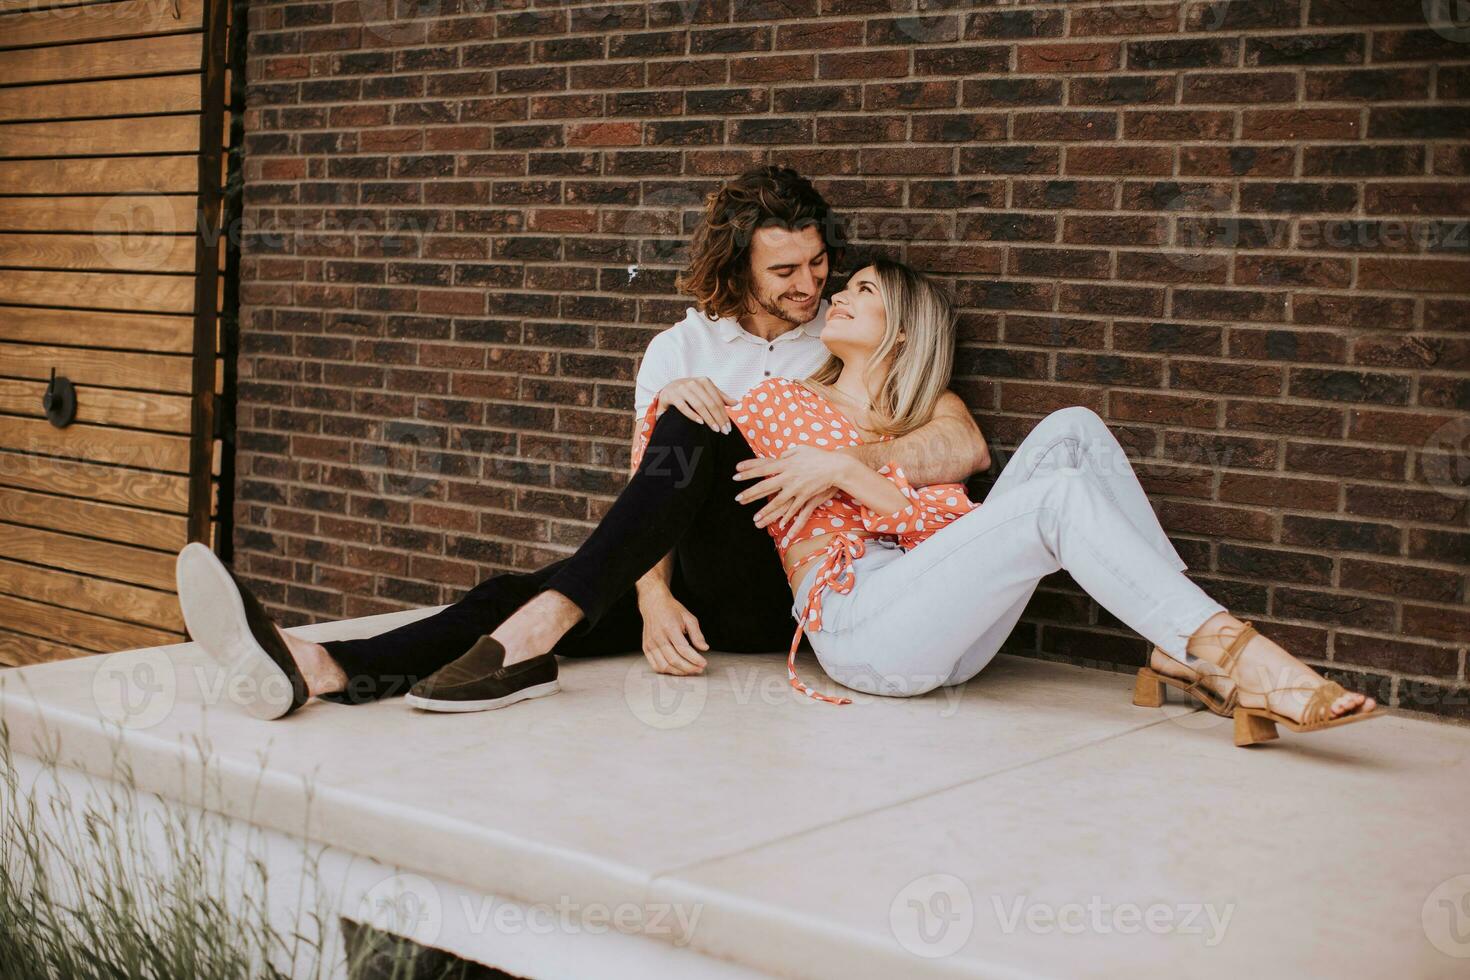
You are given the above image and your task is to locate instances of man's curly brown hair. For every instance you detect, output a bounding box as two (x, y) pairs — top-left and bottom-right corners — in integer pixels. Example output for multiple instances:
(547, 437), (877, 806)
(675, 165), (848, 322)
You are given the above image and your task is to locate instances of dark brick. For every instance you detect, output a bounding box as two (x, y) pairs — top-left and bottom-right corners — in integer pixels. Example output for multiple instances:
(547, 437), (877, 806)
(1246, 32), (1365, 66)
(1281, 517), (1402, 558)
(1288, 368), (1412, 405)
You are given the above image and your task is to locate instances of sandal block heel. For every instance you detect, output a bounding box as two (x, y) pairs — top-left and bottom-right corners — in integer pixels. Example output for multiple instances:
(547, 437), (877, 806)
(1132, 668), (1166, 708)
(1233, 708), (1279, 747)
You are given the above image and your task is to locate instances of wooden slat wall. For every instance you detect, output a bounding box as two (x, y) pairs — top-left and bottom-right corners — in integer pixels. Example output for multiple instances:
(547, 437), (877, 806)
(0, 0), (230, 665)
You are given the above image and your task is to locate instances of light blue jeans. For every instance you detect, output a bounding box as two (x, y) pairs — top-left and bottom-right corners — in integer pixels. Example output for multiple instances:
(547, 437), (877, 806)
(793, 406), (1230, 698)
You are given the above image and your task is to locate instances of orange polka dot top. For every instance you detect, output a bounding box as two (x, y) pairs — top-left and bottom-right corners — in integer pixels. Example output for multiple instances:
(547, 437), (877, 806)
(725, 378), (980, 705)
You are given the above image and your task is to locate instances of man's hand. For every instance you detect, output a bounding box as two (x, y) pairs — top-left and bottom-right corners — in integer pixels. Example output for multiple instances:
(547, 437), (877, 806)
(734, 446), (855, 531)
(656, 377), (734, 433)
(637, 589), (709, 675)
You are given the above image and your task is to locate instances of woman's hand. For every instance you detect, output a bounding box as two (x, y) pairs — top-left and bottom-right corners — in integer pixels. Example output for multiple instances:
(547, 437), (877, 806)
(637, 588), (709, 675)
(656, 377), (734, 433)
(735, 446), (855, 531)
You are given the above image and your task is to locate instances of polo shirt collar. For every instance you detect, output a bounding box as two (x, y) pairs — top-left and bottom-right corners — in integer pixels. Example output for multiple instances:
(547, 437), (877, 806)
(708, 299), (828, 344)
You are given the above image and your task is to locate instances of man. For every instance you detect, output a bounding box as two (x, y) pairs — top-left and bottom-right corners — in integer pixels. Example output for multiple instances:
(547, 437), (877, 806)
(175, 165), (990, 719)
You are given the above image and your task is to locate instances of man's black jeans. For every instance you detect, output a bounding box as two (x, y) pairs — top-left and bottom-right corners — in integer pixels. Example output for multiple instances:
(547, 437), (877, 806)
(320, 409), (797, 703)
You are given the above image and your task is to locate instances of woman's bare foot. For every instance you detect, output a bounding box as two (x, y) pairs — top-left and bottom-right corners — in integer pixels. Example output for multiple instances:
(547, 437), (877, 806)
(1148, 646), (1236, 708)
(277, 629), (347, 698)
(1180, 613), (1375, 724)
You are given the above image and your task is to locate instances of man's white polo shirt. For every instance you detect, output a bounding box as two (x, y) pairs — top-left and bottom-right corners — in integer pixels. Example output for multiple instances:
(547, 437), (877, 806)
(633, 299), (832, 421)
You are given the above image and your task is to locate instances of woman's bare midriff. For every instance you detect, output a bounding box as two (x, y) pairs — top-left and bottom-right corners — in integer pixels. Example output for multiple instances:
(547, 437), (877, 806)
(782, 529), (882, 597)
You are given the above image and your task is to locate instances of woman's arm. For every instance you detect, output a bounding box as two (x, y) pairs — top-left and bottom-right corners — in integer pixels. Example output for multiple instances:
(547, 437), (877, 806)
(831, 455), (911, 516)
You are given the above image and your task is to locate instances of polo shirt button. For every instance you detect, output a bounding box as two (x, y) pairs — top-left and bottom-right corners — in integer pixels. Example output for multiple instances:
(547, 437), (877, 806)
(768, 344), (774, 351)
(764, 371), (771, 376)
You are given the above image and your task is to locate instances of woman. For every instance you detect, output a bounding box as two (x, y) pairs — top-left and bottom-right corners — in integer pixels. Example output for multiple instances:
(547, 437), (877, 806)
(724, 258), (1383, 745)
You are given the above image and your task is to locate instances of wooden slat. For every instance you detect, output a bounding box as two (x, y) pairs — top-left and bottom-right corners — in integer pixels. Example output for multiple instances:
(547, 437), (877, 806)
(0, 73), (199, 123)
(0, 378), (191, 431)
(0, 0), (204, 51)
(0, 342), (192, 392)
(0, 270), (194, 313)
(0, 0), (120, 13)
(0, 416), (191, 471)
(0, 626), (92, 667)
(0, 485), (186, 550)
(0, 522), (175, 589)
(0, 592), (177, 653)
(0, 449), (189, 511)
(0, 556), (182, 631)
(0, 115), (200, 158)
(0, 305), (192, 352)
(0, 233), (195, 273)
(0, 33), (200, 86)
(0, 0), (121, 15)
(0, 156), (197, 195)
(0, 195), (197, 232)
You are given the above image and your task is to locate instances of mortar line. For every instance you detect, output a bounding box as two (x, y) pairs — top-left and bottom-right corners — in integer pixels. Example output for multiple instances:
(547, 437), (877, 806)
(652, 713), (1186, 882)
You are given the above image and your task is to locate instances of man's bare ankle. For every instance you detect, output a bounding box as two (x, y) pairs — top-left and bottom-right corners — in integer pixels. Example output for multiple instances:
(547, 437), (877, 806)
(530, 590), (583, 629)
(280, 631), (345, 698)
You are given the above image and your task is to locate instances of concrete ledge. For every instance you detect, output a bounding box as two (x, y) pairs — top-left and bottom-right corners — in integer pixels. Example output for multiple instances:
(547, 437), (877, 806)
(2, 609), (1468, 979)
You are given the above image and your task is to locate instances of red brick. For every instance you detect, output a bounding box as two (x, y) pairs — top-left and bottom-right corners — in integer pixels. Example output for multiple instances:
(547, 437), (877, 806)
(1124, 110), (1235, 141)
(1065, 145), (1173, 176)
(566, 122), (641, 146)
(1361, 258), (1470, 293)
(1242, 109), (1362, 141)
(1016, 42), (1120, 73)
(1109, 390), (1219, 428)
(1069, 3), (1181, 36)
(1180, 145), (1295, 177)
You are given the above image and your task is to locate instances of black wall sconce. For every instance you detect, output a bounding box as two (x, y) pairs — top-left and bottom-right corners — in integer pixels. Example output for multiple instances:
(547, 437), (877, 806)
(43, 368), (77, 429)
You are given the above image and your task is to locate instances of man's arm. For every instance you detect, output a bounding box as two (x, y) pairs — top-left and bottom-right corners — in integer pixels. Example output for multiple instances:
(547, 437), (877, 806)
(842, 391), (989, 485)
(629, 339), (712, 675)
(630, 431), (709, 675)
(735, 390), (990, 531)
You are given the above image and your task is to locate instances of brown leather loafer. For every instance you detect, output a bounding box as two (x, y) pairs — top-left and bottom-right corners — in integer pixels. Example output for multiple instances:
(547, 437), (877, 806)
(404, 635), (560, 713)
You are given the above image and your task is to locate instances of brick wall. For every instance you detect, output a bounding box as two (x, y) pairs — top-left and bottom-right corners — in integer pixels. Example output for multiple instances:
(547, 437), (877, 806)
(237, 0), (1470, 720)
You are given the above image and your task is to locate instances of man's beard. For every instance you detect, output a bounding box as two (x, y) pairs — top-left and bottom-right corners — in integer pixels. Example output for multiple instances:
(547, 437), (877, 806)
(753, 289), (818, 326)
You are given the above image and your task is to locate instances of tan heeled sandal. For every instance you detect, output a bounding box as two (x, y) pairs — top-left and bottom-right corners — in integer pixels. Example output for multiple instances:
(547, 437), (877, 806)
(1134, 620), (1387, 747)
(1132, 641), (1238, 718)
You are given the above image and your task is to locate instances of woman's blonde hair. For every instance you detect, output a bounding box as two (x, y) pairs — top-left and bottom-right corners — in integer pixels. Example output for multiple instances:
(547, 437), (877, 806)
(802, 259), (957, 438)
